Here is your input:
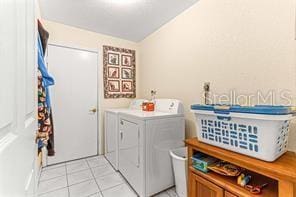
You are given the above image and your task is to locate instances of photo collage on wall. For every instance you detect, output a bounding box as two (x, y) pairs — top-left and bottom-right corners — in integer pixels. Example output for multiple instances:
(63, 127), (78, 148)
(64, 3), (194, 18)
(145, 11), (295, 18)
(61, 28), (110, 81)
(103, 45), (136, 98)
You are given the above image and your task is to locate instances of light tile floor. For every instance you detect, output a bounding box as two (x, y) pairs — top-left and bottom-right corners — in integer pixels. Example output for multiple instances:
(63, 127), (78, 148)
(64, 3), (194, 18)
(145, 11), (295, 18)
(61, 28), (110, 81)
(38, 155), (178, 197)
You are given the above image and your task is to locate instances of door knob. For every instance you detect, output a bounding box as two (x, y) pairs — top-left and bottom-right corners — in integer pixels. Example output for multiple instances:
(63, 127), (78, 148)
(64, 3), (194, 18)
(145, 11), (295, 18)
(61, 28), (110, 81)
(120, 130), (123, 140)
(89, 108), (97, 113)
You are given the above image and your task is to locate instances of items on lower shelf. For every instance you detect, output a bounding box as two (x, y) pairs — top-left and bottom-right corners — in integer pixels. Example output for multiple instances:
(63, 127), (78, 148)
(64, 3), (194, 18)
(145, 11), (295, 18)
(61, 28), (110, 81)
(192, 152), (243, 176)
(237, 173), (251, 186)
(208, 161), (244, 177)
(191, 151), (273, 195)
(191, 152), (218, 173)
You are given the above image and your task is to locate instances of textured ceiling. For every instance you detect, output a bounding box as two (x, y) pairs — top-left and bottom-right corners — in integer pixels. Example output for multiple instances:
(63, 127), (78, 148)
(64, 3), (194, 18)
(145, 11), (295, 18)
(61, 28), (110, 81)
(39, 0), (198, 42)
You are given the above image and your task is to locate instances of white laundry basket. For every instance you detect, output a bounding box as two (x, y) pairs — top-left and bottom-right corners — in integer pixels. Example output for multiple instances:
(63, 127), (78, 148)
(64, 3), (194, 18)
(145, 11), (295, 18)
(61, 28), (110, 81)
(170, 147), (188, 197)
(191, 104), (296, 162)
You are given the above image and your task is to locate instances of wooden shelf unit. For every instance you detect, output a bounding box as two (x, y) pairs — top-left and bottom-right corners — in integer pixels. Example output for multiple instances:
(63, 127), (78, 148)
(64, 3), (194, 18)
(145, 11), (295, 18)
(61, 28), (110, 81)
(190, 167), (278, 197)
(185, 138), (296, 197)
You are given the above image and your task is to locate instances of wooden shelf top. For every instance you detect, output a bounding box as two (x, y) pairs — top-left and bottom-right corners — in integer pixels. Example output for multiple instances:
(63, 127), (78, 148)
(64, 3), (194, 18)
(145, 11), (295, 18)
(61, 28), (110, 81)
(185, 138), (296, 182)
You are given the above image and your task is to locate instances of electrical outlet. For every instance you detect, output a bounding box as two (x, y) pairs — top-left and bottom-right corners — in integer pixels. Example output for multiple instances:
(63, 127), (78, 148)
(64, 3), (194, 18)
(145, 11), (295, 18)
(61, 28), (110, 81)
(204, 82), (210, 92)
(150, 90), (157, 96)
(203, 82), (210, 105)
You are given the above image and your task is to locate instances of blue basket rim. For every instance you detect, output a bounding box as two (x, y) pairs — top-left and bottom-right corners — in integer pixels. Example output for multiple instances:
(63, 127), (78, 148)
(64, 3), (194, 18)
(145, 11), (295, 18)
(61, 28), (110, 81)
(191, 104), (296, 115)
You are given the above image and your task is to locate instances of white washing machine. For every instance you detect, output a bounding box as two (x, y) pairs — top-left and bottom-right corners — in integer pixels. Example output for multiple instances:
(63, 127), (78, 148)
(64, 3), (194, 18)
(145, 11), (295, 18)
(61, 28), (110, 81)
(118, 99), (185, 197)
(104, 99), (146, 170)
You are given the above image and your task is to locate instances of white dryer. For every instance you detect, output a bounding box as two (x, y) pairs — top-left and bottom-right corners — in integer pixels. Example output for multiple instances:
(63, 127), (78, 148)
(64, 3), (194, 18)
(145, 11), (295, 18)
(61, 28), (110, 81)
(118, 99), (185, 197)
(105, 99), (145, 170)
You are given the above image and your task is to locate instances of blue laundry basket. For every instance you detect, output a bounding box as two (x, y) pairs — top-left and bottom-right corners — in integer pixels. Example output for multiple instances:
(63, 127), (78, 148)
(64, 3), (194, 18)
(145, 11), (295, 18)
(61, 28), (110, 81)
(191, 105), (296, 162)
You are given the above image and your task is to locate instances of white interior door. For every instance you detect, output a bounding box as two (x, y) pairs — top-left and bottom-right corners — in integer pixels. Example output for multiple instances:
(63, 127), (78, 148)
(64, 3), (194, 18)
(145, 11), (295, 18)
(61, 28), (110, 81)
(47, 45), (98, 165)
(0, 0), (38, 196)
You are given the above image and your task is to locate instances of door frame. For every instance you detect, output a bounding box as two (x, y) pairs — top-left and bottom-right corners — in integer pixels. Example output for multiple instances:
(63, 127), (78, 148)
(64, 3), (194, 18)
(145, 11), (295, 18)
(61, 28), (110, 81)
(46, 43), (101, 160)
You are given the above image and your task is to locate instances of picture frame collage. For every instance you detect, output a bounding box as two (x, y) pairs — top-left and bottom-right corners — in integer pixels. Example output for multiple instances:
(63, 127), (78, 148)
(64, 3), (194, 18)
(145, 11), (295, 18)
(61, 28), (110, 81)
(103, 45), (136, 98)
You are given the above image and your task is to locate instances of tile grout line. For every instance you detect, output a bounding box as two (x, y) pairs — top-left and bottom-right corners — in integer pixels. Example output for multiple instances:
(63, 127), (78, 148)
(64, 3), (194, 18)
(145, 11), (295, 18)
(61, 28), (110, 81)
(115, 170), (139, 196)
(93, 155), (175, 197)
(39, 164), (68, 182)
(38, 186), (69, 196)
(92, 168), (118, 179)
(40, 163), (94, 183)
(93, 168), (139, 196)
(40, 156), (144, 197)
(165, 187), (179, 197)
(86, 155), (124, 192)
(38, 157), (104, 197)
(66, 158), (110, 187)
(39, 173), (67, 182)
(52, 156), (175, 197)
(67, 167), (92, 176)
(37, 164), (69, 196)
(102, 155), (117, 170)
(42, 163), (66, 171)
(66, 158), (109, 175)
(66, 168), (95, 187)
(100, 182), (128, 193)
(86, 158), (104, 196)
(61, 155), (100, 166)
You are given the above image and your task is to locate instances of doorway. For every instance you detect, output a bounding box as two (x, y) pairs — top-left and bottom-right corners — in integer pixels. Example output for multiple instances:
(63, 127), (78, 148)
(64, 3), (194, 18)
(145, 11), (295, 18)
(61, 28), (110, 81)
(46, 44), (99, 165)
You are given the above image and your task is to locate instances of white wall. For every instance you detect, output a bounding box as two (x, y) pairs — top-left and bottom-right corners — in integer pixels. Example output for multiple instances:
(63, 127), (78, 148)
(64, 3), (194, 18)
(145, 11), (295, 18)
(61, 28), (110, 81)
(41, 0), (296, 152)
(42, 20), (140, 154)
(139, 0), (296, 151)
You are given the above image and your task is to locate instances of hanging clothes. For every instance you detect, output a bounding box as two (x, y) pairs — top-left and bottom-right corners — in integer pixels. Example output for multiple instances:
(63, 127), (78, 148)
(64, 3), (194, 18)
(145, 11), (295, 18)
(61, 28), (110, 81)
(37, 34), (54, 109)
(38, 20), (49, 54)
(37, 20), (55, 156)
(37, 70), (52, 149)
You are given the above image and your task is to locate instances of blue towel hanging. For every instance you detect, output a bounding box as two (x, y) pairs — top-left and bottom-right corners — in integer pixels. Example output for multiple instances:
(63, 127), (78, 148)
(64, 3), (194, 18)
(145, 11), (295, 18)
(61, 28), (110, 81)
(37, 33), (54, 109)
